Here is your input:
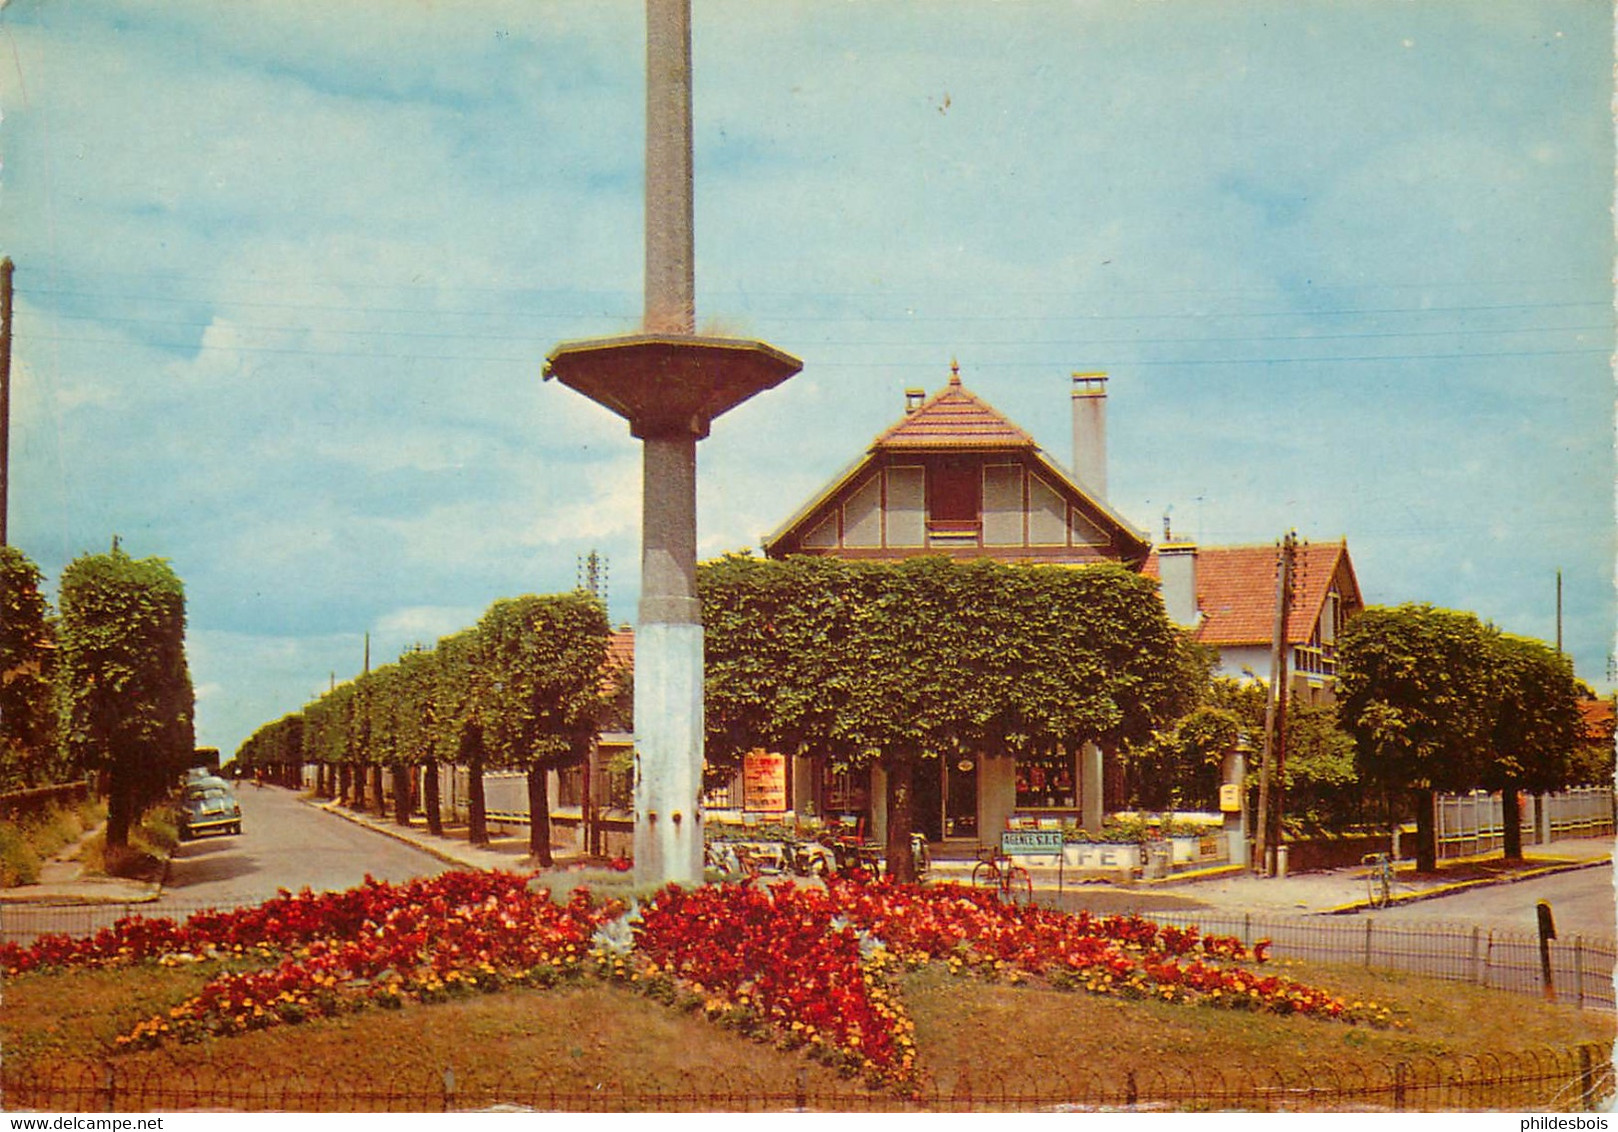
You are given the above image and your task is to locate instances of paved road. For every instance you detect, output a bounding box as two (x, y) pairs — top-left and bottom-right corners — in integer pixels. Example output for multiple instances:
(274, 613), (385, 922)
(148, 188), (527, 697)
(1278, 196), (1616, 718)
(1358, 865), (1615, 940)
(0, 787), (454, 944)
(153, 785), (452, 914)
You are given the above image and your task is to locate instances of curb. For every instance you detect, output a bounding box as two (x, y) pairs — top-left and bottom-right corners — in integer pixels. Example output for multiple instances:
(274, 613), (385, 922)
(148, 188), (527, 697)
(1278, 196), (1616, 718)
(303, 797), (538, 874)
(1318, 855), (1612, 916)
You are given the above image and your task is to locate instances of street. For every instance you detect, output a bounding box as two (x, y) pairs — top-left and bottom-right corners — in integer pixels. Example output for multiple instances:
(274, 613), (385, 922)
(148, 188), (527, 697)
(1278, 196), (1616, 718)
(152, 785), (453, 915)
(1366, 865), (1616, 940)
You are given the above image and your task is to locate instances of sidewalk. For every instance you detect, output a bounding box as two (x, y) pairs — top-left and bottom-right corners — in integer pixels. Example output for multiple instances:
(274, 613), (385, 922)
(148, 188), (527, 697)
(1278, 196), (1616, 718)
(934, 837), (1613, 917)
(309, 797), (624, 883)
(0, 826), (164, 906)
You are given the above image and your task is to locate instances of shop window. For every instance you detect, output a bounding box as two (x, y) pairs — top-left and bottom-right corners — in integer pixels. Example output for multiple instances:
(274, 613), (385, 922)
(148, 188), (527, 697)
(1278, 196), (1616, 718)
(1016, 751), (1076, 809)
(822, 765), (870, 817)
(557, 765), (583, 807)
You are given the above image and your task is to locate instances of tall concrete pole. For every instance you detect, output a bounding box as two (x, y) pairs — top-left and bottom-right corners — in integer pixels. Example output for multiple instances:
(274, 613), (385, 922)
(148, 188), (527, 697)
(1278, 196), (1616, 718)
(544, 0), (800, 888)
(645, 0), (694, 338)
(635, 0), (705, 887)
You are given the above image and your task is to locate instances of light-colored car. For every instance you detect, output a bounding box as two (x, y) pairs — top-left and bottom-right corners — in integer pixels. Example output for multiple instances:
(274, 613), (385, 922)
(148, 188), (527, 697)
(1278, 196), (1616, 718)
(178, 782), (241, 840)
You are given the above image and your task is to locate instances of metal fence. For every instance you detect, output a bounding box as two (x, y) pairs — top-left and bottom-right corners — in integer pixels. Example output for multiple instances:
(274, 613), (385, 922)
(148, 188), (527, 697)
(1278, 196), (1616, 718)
(4, 1047), (1610, 1113)
(1135, 907), (1617, 1012)
(1436, 787), (1615, 861)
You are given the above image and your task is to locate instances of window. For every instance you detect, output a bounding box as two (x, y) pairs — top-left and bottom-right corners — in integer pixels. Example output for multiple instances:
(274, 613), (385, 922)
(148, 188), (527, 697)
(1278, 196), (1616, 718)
(885, 466), (925, 546)
(1028, 476), (1066, 545)
(803, 513), (838, 549)
(843, 475), (882, 547)
(1016, 751), (1076, 809)
(982, 465), (1024, 545)
(1321, 591), (1340, 645)
(929, 463), (981, 522)
(557, 765), (583, 807)
(1070, 509), (1107, 547)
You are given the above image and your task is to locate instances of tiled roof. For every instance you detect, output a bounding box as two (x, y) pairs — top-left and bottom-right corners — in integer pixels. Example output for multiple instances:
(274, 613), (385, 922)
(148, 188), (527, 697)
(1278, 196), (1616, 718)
(604, 629), (634, 692)
(871, 366), (1036, 451)
(1143, 540), (1360, 647)
(1578, 698), (1615, 743)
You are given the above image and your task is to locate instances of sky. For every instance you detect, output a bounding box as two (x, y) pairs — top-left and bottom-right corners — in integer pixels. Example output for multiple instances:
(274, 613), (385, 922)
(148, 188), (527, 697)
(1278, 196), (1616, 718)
(0, 1), (1612, 761)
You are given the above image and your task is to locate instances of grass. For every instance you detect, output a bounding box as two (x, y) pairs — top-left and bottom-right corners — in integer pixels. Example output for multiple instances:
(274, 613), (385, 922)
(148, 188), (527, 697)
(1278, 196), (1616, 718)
(903, 960), (1613, 1095)
(3, 943), (1610, 1110)
(0, 798), (106, 887)
(78, 807), (178, 882)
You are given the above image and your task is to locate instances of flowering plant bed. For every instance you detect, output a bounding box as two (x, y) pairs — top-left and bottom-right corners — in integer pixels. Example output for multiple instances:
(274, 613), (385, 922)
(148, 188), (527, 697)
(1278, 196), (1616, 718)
(0, 870), (1401, 1093)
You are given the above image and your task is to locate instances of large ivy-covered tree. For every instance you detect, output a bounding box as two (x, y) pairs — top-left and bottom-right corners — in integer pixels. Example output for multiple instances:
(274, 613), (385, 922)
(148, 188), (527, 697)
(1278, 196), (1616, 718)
(56, 546), (194, 849)
(0, 546), (59, 789)
(700, 554), (1196, 881)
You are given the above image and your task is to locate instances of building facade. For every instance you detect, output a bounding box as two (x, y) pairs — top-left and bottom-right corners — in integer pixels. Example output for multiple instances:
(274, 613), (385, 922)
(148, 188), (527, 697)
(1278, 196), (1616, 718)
(747, 365), (1152, 846)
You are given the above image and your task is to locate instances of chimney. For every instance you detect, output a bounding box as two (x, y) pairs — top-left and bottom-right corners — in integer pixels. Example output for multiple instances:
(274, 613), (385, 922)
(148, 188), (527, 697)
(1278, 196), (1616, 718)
(1071, 372), (1108, 499)
(904, 388), (926, 414)
(1158, 539), (1200, 628)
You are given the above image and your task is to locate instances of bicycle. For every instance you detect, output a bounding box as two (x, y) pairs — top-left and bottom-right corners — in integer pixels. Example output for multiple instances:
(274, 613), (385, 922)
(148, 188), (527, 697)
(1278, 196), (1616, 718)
(910, 832), (931, 882)
(971, 846), (1032, 905)
(1362, 852), (1394, 908)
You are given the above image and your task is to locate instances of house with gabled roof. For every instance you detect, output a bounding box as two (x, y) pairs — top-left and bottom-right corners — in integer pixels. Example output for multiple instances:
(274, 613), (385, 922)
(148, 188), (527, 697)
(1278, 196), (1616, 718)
(764, 364), (1150, 566)
(749, 364), (1154, 845)
(1144, 538), (1365, 705)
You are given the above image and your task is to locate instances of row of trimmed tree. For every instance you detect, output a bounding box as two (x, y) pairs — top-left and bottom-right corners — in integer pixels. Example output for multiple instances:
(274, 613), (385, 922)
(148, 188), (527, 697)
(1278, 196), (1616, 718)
(0, 544), (195, 848)
(233, 592), (617, 866)
(233, 556), (1600, 880)
(699, 555), (1201, 880)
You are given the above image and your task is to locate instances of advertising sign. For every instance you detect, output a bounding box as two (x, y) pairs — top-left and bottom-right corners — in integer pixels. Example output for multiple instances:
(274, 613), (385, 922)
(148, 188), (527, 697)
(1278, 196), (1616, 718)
(742, 750), (788, 813)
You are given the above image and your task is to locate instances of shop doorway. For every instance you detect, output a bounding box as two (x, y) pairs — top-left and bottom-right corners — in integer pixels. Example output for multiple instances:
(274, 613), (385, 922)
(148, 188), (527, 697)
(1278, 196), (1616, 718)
(912, 759), (944, 843)
(945, 757), (978, 841)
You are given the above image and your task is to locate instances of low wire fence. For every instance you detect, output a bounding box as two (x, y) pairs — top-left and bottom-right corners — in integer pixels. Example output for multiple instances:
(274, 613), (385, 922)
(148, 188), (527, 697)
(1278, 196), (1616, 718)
(1131, 908), (1618, 1012)
(4, 1048), (1612, 1113)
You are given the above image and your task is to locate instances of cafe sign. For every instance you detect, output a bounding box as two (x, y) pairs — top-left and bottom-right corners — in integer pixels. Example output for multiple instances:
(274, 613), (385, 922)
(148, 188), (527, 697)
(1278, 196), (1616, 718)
(742, 749), (788, 813)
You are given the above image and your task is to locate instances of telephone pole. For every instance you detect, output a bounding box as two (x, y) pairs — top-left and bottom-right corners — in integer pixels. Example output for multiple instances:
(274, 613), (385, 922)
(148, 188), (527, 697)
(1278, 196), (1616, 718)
(1, 257), (14, 547)
(1254, 531), (1296, 877)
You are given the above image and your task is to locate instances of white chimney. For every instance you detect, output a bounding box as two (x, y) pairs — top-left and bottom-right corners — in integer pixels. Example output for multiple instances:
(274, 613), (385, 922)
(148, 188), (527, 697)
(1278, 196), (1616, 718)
(1071, 372), (1108, 499)
(1158, 540), (1200, 628)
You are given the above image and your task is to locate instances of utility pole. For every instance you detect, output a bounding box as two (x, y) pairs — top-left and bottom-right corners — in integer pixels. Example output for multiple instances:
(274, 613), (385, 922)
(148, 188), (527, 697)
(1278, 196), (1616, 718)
(1556, 569), (1563, 655)
(1, 257), (14, 546)
(1254, 531), (1296, 877)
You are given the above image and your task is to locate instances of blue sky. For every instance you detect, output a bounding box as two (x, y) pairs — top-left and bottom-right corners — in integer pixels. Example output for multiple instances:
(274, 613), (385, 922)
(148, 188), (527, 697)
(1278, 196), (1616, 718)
(1, 1), (1612, 760)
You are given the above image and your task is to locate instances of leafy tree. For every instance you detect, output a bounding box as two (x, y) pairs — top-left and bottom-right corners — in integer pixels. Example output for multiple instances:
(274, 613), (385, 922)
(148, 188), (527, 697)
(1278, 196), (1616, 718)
(1482, 634), (1582, 860)
(55, 547), (194, 849)
(477, 593), (609, 865)
(1281, 700), (1363, 830)
(700, 555), (1194, 881)
(0, 547), (58, 789)
(1337, 604), (1503, 871)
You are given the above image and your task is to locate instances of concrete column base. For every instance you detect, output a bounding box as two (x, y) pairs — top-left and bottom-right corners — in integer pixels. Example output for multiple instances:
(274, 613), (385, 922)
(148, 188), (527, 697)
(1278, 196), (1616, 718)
(633, 621), (705, 888)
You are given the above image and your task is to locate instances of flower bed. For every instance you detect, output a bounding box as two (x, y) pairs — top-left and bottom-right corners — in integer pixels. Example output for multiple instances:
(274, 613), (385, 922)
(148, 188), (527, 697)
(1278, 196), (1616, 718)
(0, 869), (1400, 1091)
